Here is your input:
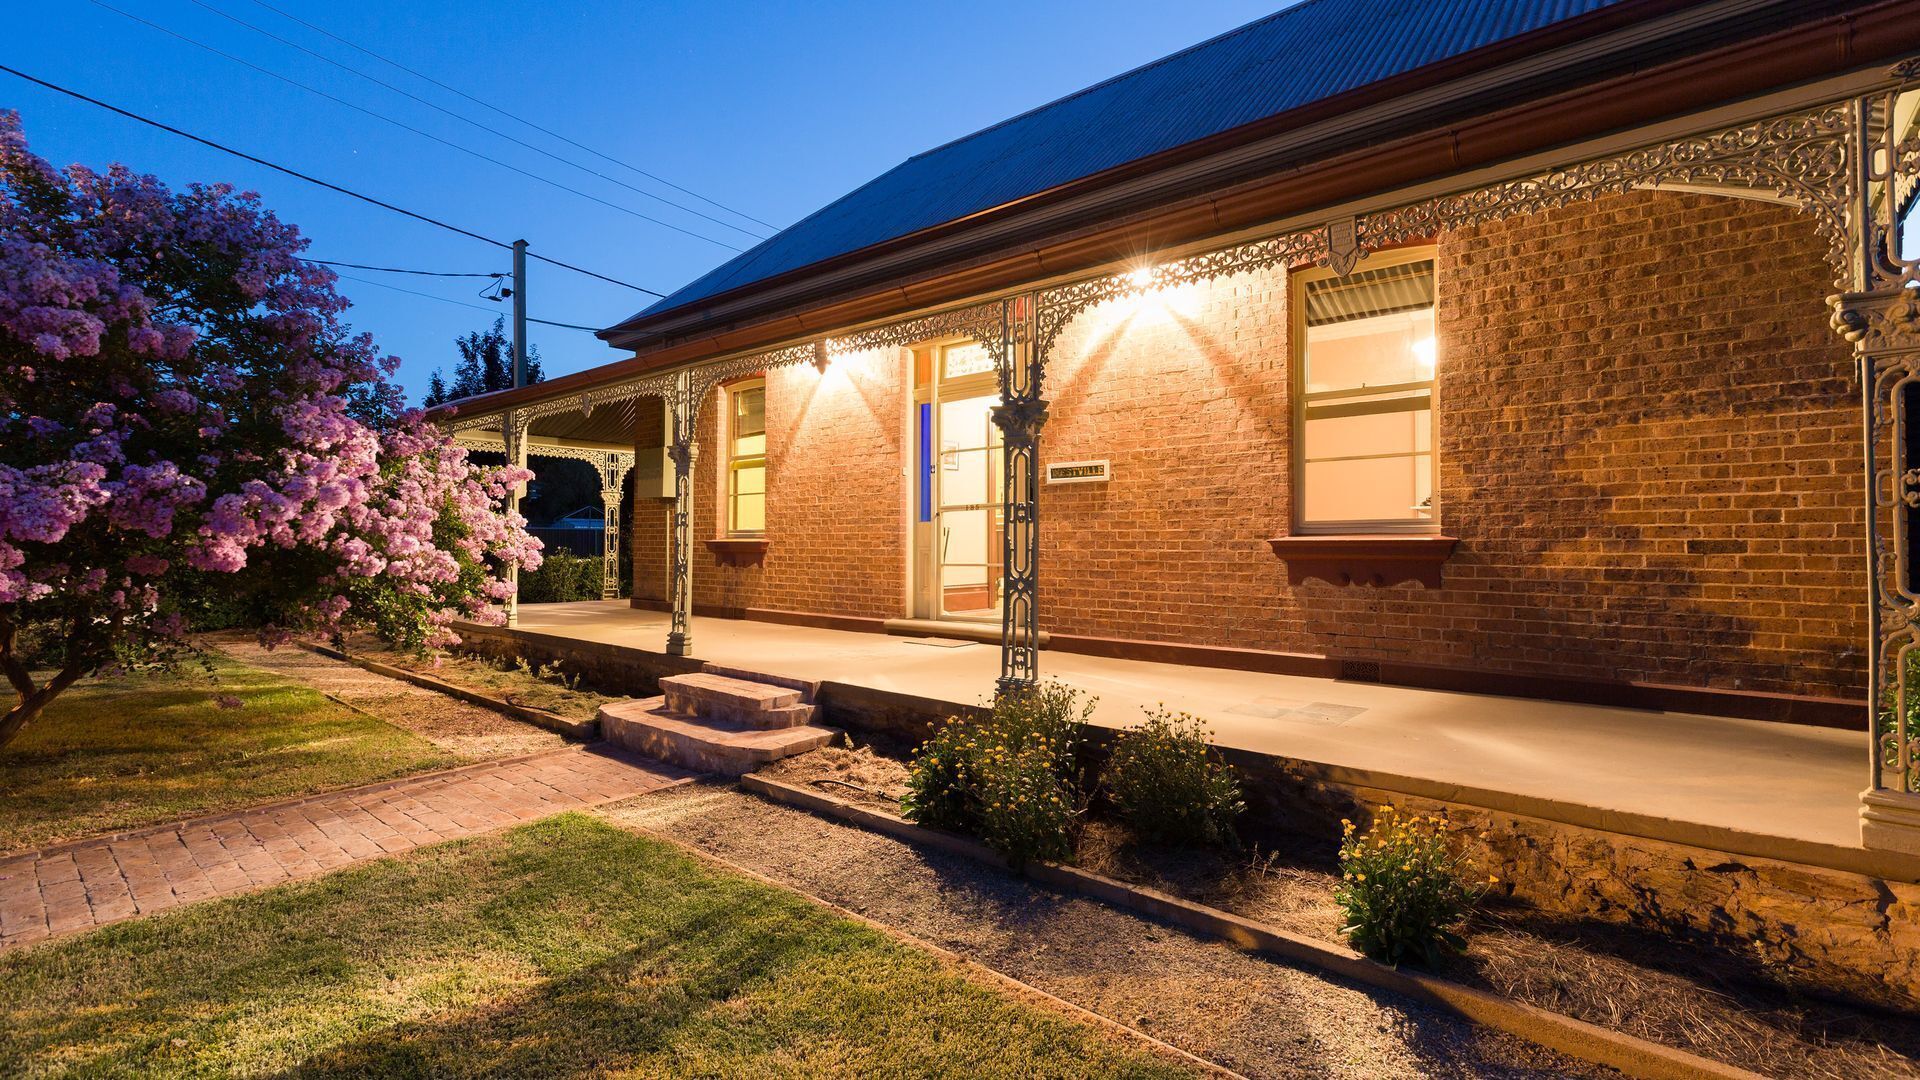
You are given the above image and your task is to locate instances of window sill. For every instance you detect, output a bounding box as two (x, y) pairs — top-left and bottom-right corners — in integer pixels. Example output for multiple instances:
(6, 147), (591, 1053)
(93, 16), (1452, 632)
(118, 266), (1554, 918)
(705, 537), (769, 568)
(1266, 534), (1456, 588)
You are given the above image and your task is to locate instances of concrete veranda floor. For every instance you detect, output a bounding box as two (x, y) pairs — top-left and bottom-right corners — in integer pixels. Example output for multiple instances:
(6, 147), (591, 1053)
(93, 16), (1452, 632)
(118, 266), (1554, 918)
(507, 601), (1900, 879)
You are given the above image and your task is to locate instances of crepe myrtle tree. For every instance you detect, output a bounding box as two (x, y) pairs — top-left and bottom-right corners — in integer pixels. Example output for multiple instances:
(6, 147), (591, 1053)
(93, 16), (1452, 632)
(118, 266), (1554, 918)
(0, 111), (541, 748)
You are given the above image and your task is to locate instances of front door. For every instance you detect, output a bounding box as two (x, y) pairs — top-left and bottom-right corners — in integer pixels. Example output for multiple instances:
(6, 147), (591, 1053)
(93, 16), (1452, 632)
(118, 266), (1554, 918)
(912, 342), (1003, 621)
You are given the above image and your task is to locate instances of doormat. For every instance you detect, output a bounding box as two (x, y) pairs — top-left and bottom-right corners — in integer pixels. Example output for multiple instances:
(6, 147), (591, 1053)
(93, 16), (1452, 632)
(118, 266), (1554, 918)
(901, 637), (978, 649)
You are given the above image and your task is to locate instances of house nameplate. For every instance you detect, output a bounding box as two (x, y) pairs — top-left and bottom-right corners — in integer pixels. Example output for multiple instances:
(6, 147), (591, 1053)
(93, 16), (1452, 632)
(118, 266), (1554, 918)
(1046, 460), (1111, 485)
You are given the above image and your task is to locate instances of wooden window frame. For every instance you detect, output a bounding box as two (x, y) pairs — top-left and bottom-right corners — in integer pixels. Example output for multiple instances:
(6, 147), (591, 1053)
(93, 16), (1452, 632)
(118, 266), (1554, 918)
(1289, 246), (1440, 536)
(723, 377), (766, 537)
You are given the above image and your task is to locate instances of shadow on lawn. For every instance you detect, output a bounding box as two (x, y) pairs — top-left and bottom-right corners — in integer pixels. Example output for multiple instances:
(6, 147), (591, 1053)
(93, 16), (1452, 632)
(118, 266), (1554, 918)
(270, 921), (825, 1078)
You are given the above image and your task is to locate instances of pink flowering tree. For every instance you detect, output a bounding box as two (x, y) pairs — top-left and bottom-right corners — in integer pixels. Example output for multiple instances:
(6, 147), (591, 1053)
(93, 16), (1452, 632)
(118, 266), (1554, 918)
(0, 112), (540, 748)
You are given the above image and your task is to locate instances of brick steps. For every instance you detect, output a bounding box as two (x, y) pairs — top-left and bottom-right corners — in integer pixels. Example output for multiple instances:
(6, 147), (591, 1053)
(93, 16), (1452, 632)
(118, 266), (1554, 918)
(598, 672), (838, 776)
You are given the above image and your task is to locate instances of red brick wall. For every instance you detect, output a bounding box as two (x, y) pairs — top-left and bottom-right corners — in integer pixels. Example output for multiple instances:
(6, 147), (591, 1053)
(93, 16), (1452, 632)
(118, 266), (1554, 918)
(631, 190), (1864, 700)
(1040, 271), (1293, 650)
(1429, 192), (1860, 695)
(630, 350), (908, 621)
(630, 397), (670, 603)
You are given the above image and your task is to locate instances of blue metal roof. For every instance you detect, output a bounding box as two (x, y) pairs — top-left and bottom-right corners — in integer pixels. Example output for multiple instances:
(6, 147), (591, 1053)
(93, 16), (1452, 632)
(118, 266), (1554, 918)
(638, 0), (1629, 319)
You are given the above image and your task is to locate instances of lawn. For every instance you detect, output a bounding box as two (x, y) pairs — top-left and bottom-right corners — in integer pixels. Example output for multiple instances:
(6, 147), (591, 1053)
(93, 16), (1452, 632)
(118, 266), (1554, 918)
(0, 655), (461, 853)
(0, 813), (1191, 1079)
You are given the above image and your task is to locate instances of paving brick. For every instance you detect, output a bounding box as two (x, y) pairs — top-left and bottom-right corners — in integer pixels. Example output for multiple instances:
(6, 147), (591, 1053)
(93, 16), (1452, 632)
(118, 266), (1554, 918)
(1, 747), (687, 949)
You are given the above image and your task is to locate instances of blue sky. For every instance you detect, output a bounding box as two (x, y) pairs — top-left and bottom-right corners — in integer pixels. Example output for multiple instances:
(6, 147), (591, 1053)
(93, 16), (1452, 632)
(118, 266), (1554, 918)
(8, 0), (1283, 403)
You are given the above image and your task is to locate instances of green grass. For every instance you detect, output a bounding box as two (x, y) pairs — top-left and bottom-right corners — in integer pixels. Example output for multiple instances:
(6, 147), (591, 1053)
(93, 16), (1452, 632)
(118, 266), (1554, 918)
(0, 814), (1191, 1079)
(0, 657), (461, 853)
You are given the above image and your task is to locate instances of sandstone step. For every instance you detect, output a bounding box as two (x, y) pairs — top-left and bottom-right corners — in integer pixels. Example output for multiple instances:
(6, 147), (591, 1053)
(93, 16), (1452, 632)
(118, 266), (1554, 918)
(660, 672), (810, 729)
(599, 697), (836, 776)
(753, 704), (816, 730)
(703, 664), (820, 704)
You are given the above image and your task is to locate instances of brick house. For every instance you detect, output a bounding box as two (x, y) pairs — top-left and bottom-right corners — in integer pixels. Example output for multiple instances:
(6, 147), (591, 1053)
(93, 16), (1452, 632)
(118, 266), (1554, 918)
(430, 0), (1920, 857)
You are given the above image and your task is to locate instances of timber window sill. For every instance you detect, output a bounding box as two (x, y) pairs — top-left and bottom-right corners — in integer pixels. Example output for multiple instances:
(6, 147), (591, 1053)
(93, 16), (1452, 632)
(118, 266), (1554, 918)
(705, 537), (769, 568)
(1267, 534), (1457, 588)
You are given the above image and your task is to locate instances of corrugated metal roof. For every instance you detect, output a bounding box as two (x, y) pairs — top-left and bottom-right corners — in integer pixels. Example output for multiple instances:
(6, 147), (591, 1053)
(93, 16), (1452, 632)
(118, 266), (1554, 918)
(637, 0), (1630, 320)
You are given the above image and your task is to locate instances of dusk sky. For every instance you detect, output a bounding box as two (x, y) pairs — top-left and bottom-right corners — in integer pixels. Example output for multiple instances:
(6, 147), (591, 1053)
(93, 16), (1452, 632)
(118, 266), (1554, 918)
(8, 0), (1285, 404)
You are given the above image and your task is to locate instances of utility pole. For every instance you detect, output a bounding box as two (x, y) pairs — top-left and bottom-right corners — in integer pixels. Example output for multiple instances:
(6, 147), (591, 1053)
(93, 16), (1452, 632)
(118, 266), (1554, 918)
(511, 238), (527, 388)
(504, 238), (528, 627)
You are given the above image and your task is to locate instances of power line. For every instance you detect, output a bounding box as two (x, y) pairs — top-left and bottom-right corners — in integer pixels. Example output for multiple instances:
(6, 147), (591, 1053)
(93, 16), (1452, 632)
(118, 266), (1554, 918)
(242, 0), (782, 234)
(0, 63), (665, 298)
(89, 0), (745, 252)
(186, 0), (770, 242)
(310, 259), (501, 278)
(524, 251), (660, 298)
(335, 272), (602, 331)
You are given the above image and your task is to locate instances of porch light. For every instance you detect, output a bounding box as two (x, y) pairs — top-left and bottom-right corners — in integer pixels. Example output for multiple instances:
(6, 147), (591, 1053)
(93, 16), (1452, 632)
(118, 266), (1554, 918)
(1412, 335), (1436, 375)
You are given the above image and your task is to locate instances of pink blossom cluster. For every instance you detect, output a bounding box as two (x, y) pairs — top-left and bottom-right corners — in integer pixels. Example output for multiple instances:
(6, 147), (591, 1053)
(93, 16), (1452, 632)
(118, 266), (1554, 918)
(1, 110), (539, 659)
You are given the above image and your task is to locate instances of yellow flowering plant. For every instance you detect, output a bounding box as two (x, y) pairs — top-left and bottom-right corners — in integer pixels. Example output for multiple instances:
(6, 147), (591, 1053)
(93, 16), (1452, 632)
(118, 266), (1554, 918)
(1333, 804), (1490, 967)
(901, 681), (1093, 867)
(1102, 707), (1244, 848)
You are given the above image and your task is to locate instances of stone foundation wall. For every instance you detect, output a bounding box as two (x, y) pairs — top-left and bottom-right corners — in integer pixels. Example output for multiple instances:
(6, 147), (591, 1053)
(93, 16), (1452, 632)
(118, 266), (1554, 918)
(1224, 753), (1920, 1011)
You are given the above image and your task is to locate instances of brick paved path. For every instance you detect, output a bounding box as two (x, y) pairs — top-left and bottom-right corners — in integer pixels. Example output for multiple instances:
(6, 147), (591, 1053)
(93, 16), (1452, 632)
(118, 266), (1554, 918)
(0, 746), (691, 949)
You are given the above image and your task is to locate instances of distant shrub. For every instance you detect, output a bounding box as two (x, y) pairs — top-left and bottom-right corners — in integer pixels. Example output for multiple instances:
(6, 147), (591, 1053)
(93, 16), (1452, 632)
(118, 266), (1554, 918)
(901, 681), (1093, 866)
(178, 576), (271, 631)
(519, 551), (601, 604)
(1334, 804), (1490, 967)
(1103, 708), (1243, 848)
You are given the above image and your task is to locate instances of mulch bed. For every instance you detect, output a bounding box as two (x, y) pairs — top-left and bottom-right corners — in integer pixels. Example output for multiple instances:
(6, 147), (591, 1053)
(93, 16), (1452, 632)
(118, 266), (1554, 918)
(210, 635), (568, 760)
(758, 745), (1920, 1080)
(341, 637), (623, 724)
(606, 781), (1611, 1079)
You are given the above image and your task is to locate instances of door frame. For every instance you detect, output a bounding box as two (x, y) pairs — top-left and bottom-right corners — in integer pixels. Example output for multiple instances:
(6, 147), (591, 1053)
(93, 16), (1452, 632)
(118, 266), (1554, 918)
(909, 340), (1003, 622)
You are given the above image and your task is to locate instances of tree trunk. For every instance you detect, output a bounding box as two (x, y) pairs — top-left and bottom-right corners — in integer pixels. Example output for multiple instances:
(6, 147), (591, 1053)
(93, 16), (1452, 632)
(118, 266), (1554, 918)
(0, 614), (83, 751)
(0, 667), (80, 750)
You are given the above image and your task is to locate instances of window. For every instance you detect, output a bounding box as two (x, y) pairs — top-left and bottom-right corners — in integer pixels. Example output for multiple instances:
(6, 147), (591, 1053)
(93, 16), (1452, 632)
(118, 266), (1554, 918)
(725, 379), (766, 535)
(1294, 252), (1438, 533)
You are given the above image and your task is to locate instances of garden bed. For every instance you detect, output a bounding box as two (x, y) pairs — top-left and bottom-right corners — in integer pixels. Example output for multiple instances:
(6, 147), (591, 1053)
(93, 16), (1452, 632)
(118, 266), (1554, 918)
(614, 781), (1609, 1079)
(340, 636), (627, 729)
(761, 745), (1920, 1080)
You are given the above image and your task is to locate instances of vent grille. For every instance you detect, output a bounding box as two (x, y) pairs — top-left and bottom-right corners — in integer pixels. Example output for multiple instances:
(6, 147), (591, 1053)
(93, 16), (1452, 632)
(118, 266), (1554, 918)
(1338, 659), (1382, 683)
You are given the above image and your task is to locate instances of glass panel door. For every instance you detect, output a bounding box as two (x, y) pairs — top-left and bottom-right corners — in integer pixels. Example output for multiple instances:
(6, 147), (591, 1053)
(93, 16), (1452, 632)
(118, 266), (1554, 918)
(934, 392), (1003, 619)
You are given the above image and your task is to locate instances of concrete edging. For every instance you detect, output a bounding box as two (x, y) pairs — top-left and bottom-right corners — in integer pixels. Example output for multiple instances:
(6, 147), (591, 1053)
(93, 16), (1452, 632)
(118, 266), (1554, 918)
(296, 641), (595, 740)
(740, 773), (1764, 1080)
